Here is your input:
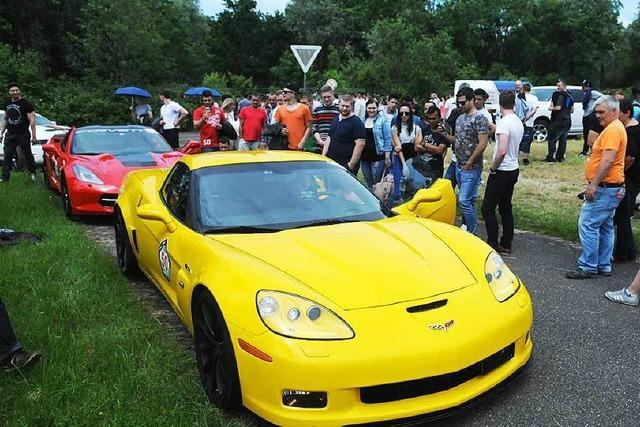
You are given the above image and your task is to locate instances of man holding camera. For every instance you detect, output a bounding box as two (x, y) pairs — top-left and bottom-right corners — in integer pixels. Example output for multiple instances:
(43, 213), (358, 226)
(193, 90), (226, 152)
(567, 96), (627, 279)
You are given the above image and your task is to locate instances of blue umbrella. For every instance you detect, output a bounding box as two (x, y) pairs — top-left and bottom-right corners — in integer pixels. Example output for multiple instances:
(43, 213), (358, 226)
(184, 87), (221, 97)
(114, 86), (152, 98)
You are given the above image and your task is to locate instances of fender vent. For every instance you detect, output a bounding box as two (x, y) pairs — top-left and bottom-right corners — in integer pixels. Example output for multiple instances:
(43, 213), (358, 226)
(406, 299), (447, 313)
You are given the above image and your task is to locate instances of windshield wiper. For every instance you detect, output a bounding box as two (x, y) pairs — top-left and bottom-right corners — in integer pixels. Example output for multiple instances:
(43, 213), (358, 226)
(203, 225), (281, 234)
(291, 218), (360, 229)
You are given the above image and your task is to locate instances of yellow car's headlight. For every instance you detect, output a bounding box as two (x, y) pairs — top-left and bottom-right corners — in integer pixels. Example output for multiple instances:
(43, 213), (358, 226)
(256, 290), (354, 340)
(484, 251), (520, 302)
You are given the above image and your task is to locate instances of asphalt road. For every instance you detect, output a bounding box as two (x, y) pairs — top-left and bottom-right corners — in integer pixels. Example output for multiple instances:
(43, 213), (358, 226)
(433, 227), (640, 426)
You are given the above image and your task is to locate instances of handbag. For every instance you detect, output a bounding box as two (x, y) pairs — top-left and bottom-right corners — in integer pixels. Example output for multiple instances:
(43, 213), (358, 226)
(373, 168), (394, 204)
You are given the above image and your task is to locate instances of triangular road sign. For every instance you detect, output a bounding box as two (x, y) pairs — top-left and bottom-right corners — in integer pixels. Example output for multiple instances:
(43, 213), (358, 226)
(290, 45), (322, 73)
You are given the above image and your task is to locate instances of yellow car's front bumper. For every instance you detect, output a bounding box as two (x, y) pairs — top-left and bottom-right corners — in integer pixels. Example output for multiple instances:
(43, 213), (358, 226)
(230, 284), (533, 426)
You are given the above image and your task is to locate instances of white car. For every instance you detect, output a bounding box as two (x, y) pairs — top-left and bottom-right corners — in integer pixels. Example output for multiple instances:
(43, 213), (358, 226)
(530, 86), (602, 143)
(0, 111), (69, 166)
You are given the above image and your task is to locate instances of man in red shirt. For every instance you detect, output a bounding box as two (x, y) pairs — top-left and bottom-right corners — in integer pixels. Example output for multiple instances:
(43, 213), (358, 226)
(238, 94), (268, 150)
(193, 90), (226, 152)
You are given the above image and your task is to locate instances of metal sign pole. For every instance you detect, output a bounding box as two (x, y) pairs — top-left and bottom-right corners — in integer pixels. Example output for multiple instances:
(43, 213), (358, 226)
(303, 72), (307, 94)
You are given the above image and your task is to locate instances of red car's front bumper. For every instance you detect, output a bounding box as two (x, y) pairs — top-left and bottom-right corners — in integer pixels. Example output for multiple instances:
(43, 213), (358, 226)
(67, 175), (119, 215)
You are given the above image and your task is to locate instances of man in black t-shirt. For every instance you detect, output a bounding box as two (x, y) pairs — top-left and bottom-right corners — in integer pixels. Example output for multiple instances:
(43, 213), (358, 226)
(1, 83), (37, 182)
(415, 105), (450, 180)
(544, 78), (573, 162)
(323, 94), (366, 173)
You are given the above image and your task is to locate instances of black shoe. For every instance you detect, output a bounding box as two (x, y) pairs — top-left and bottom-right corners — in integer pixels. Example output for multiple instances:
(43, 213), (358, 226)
(578, 152), (588, 157)
(543, 157), (556, 163)
(598, 270), (612, 277)
(497, 244), (512, 255)
(565, 268), (597, 279)
(555, 158), (564, 163)
(1, 350), (41, 371)
(522, 159), (530, 166)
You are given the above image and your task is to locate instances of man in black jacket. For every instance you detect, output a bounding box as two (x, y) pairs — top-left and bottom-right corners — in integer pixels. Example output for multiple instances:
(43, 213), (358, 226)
(1, 297), (40, 372)
(544, 78), (573, 162)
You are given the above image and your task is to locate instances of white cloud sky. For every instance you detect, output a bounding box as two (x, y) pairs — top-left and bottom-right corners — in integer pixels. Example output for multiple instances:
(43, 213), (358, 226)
(199, 0), (637, 26)
(199, 0), (289, 16)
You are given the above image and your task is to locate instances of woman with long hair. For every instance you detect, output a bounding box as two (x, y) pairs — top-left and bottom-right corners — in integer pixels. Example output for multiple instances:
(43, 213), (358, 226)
(221, 97), (239, 150)
(390, 102), (422, 204)
(360, 98), (392, 188)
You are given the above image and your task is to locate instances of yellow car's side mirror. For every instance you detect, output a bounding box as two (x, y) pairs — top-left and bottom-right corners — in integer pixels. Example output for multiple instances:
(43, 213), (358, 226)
(136, 205), (178, 232)
(392, 179), (456, 225)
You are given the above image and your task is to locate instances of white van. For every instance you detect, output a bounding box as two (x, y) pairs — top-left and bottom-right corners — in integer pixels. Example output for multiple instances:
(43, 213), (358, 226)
(453, 80), (516, 114)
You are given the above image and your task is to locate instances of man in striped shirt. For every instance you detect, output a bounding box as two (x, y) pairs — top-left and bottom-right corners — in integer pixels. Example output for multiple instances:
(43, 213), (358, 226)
(311, 85), (340, 154)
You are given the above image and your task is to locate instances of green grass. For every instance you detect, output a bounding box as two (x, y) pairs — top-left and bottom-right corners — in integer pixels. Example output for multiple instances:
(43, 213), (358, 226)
(0, 174), (245, 426)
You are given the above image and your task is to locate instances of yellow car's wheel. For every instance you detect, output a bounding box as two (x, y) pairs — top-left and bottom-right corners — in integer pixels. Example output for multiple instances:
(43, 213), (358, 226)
(193, 291), (242, 409)
(114, 211), (141, 278)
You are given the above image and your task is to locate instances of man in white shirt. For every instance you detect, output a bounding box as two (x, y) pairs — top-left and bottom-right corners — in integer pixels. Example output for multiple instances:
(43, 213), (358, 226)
(353, 92), (366, 121)
(481, 90), (524, 254)
(159, 90), (189, 149)
(473, 88), (496, 137)
(519, 82), (538, 165)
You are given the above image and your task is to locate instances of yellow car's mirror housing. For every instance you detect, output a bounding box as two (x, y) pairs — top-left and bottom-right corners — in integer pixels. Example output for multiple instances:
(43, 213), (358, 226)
(136, 205), (177, 232)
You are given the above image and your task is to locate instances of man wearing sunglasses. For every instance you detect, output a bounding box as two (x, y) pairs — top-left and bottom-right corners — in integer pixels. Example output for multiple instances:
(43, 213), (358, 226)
(442, 87), (489, 234)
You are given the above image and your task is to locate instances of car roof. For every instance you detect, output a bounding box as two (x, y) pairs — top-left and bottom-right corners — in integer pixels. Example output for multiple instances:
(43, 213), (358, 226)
(532, 85), (586, 90)
(76, 125), (151, 131)
(181, 150), (329, 170)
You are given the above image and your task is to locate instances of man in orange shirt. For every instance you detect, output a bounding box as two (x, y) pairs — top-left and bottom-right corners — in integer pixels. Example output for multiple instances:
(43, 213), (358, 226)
(567, 95), (627, 279)
(274, 83), (312, 150)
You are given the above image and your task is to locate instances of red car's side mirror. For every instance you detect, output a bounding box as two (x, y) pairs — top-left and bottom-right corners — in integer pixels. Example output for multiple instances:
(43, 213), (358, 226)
(178, 140), (202, 155)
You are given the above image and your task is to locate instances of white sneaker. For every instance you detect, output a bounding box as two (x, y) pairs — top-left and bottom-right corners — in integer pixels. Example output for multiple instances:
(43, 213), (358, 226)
(30, 174), (36, 181)
(605, 288), (639, 306)
(460, 224), (468, 231)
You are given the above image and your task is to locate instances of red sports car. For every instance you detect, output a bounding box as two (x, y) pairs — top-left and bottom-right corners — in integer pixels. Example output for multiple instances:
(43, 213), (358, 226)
(43, 125), (198, 217)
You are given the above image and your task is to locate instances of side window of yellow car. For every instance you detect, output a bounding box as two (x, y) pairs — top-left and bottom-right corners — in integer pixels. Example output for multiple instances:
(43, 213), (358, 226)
(161, 162), (191, 222)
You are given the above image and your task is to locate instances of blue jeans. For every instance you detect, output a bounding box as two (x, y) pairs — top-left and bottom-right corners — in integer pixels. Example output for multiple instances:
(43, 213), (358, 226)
(578, 186), (625, 273)
(361, 159), (386, 189)
(455, 165), (482, 233)
(390, 154), (404, 205)
(444, 160), (457, 189)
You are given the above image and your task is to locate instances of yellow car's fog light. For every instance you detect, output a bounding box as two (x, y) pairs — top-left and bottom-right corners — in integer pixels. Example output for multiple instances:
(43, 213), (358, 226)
(257, 290), (354, 340)
(485, 251), (520, 302)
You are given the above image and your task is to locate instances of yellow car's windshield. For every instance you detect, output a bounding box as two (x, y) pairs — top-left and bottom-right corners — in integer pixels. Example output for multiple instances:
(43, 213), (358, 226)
(195, 161), (389, 233)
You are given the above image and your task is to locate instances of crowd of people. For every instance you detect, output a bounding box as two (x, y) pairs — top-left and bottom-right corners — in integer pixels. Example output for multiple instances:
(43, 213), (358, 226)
(157, 79), (640, 308)
(3, 79), (640, 374)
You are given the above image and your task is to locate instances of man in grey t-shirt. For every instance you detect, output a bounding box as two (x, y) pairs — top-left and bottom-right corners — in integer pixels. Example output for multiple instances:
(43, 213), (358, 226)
(442, 87), (489, 234)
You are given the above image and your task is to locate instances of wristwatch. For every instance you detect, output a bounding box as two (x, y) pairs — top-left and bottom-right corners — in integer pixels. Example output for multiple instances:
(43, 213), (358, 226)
(489, 167), (497, 174)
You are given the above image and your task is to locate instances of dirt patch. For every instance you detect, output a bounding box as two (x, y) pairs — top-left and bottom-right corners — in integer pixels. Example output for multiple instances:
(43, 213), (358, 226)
(83, 219), (194, 349)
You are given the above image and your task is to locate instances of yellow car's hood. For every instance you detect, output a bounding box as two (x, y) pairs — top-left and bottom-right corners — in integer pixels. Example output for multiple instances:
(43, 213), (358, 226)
(211, 218), (477, 310)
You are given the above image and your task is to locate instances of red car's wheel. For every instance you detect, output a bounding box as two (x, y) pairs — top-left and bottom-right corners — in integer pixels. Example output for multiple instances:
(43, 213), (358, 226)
(193, 291), (242, 410)
(60, 177), (74, 218)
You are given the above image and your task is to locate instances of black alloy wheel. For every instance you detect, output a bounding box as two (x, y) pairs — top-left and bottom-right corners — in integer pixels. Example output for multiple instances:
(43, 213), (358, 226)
(60, 178), (74, 218)
(42, 160), (50, 188)
(193, 291), (242, 410)
(114, 211), (141, 278)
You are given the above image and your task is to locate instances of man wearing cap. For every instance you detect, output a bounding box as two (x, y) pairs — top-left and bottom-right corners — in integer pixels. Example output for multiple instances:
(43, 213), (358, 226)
(274, 83), (312, 150)
(566, 95), (627, 279)
(544, 79), (573, 162)
(579, 80), (599, 156)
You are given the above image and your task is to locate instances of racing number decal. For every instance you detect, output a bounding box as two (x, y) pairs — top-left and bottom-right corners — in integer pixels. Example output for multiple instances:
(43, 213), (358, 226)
(158, 239), (171, 282)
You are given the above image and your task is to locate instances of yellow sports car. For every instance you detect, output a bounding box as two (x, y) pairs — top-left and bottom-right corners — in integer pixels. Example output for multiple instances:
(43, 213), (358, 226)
(114, 151), (532, 426)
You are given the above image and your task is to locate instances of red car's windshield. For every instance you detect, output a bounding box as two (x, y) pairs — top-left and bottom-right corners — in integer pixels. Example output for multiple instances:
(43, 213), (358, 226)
(72, 127), (172, 155)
